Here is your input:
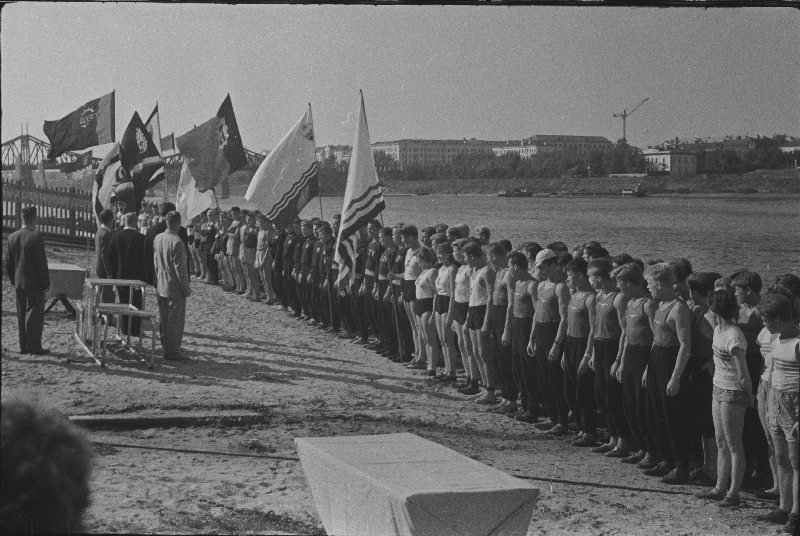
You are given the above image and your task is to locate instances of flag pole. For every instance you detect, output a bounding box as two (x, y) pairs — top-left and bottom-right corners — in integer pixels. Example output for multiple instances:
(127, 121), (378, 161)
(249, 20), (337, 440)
(309, 102), (324, 221)
(211, 187), (221, 211)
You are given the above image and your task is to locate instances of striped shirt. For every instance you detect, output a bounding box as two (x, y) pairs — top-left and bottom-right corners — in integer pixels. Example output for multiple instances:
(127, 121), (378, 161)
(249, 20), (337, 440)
(770, 334), (800, 392)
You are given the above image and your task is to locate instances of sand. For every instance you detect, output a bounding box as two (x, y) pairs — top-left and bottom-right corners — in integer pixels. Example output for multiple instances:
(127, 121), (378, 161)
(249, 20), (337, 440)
(1, 243), (779, 535)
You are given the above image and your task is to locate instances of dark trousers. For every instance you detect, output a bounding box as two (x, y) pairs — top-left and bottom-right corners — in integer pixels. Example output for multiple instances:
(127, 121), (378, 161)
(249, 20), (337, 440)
(117, 286), (143, 336)
(15, 288), (45, 353)
(298, 272), (311, 317)
(743, 353), (769, 478)
(378, 282), (398, 353)
(622, 345), (655, 452)
(489, 304), (517, 402)
(646, 345), (693, 469)
(534, 321), (569, 426)
(594, 338), (629, 438)
(206, 248), (219, 284)
(322, 280), (340, 330)
(563, 335), (597, 434)
(273, 263), (285, 304)
(365, 281), (380, 342)
(351, 283), (370, 340)
(394, 297), (414, 360)
(308, 280), (322, 322)
(511, 316), (539, 414)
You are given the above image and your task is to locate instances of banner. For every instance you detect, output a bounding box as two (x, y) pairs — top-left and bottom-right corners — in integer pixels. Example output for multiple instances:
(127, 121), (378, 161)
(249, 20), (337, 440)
(93, 145), (122, 222)
(60, 150), (93, 174)
(245, 106), (317, 228)
(119, 111), (165, 209)
(44, 91), (115, 159)
(334, 92), (386, 288)
(176, 94), (247, 192)
(176, 161), (214, 223)
(145, 104), (163, 156)
(160, 133), (175, 154)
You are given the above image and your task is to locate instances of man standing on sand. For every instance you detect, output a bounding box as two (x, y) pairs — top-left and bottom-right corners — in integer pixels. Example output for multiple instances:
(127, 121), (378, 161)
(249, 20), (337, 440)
(110, 212), (147, 336)
(6, 206), (51, 355)
(95, 208), (115, 304)
(153, 211), (191, 361)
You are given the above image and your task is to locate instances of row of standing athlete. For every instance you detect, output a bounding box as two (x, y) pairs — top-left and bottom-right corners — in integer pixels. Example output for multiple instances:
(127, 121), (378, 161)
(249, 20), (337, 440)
(182, 208), (799, 533)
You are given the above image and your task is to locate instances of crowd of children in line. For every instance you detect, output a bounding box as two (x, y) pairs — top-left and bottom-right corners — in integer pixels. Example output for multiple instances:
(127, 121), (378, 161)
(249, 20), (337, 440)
(180, 206), (798, 534)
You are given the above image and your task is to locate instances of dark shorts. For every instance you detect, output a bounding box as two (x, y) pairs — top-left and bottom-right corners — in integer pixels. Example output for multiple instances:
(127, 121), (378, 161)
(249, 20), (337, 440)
(467, 305), (487, 331)
(402, 280), (416, 302)
(414, 297), (434, 317)
(452, 300), (469, 324)
(435, 294), (450, 315)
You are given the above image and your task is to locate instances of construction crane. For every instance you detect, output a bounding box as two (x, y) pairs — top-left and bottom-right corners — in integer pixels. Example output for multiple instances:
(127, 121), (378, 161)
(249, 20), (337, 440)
(613, 97), (649, 143)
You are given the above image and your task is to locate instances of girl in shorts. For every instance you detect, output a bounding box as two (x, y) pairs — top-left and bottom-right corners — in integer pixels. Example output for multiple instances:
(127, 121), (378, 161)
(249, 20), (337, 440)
(414, 247), (440, 377)
(696, 288), (752, 507)
(434, 242), (459, 382)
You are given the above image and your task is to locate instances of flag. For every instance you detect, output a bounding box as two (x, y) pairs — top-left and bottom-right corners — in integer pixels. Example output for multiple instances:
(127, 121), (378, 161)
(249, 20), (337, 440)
(60, 150), (93, 174)
(176, 94), (247, 192)
(334, 92), (386, 288)
(43, 91), (115, 159)
(160, 133), (175, 154)
(245, 106), (317, 228)
(175, 161), (214, 223)
(93, 144), (122, 222)
(119, 111), (165, 209)
(145, 104), (163, 156)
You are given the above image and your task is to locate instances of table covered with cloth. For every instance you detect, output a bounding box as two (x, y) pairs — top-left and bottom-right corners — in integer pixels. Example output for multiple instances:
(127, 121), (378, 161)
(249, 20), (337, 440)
(294, 432), (539, 536)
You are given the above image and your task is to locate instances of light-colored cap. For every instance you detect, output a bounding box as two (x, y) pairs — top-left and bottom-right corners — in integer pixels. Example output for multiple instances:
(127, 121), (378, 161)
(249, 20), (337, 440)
(534, 249), (557, 267)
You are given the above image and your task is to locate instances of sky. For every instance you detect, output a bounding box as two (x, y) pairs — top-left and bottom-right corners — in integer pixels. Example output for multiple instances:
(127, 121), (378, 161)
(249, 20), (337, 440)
(2, 4), (798, 157)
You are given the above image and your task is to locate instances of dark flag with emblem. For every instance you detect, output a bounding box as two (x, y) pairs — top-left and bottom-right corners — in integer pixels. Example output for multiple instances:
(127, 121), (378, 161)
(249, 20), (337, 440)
(60, 150), (93, 173)
(93, 145), (122, 223)
(43, 91), (115, 159)
(118, 112), (165, 210)
(176, 94), (247, 192)
(245, 105), (318, 228)
(334, 91), (386, 288)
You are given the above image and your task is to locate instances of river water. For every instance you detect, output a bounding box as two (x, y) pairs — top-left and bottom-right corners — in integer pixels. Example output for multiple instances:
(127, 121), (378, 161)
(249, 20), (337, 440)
(220, 194), (799, 282)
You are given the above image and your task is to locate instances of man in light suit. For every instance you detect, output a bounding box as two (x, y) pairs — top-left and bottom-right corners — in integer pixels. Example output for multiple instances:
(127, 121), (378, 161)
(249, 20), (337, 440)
(6, 206), (51, 354)
(95, 208), (115, 304)
(110, 212), (147, 336)
(153, 211), (191, 361)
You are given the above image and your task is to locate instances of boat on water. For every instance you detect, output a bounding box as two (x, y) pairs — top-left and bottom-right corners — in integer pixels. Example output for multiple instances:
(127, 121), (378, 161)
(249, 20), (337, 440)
(497, 187), (532, 198)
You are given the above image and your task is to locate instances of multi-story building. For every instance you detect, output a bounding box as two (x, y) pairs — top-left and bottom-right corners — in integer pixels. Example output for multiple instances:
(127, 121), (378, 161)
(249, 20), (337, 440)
(371, 139), (503, 170)
(643, 149), (697, 176)
(492, 135), (613, 159)
(316, 145), (352, 164)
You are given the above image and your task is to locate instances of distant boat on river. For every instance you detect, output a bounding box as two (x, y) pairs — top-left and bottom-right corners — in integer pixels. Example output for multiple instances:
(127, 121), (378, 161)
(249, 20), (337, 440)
(497, 187), (532, 198)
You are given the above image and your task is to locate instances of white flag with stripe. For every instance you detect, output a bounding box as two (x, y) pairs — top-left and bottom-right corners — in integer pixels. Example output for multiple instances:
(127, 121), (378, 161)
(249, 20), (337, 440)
(334, 91), (386, 288)
(244, 105), (318, 228)
(176, 160), (214, 223)
(145, 104), (163, 156)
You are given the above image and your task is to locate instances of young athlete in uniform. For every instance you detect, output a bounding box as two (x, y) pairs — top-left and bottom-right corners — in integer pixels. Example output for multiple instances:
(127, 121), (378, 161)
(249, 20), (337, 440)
(504, 251), (539, 423)
(434, 242), (459, 381)
(613, 263), (660, 467)
(562, 258), (598, 446)
(643, 263), (694, 484)
(464, 241), (498, 405)
(484, 242), (517, 413)
(414, 247), (440, 377)
(588, 258), (631, 458)
(528, 249), (571, 435)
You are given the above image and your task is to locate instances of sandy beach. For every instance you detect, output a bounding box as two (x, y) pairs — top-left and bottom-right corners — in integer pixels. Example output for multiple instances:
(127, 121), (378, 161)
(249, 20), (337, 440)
(1, 242), (778, 535)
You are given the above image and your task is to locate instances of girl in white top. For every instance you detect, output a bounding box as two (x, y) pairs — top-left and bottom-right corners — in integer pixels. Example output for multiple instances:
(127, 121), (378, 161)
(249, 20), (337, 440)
(696, 288), (752, 507)
(414, 248), (440, 376)
(434, 243), (459, 381)
(756, 325), (780, 501)
(448, 239), (479, 394)
(757, 288), (800, 530)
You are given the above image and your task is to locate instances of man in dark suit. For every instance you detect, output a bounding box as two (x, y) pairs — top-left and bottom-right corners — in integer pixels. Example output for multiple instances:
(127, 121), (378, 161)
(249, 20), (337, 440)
(110, 212), (147, 336)
(5, 206), (51, 354)
(144, 202), (190, 286)
(95, 208), (115, 304)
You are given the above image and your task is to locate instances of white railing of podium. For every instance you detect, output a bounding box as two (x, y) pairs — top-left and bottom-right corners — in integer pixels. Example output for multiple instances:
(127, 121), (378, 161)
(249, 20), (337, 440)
(75, 278), (157, 369)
